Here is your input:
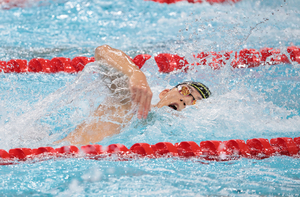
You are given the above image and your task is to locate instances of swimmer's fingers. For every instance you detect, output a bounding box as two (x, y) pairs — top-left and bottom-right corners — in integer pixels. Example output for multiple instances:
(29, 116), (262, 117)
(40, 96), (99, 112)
(143, 90), (152, 119)
(130, 84), (140, 103)
(137, 93), (145, 119)
(131, 85), (141, 103)
(131, 87), (136, 101)
(137, 86), (152, 119)
(129, 70), (152, 119)
(129, 72), (142, 102)
(135, 86), (146, 119)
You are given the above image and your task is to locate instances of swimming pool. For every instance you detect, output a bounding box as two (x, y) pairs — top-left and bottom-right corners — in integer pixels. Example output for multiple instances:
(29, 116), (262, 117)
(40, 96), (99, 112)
(1, 0), (300, 195)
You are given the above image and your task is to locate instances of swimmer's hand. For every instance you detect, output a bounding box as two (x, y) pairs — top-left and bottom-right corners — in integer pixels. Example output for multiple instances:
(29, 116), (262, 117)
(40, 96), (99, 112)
(129, 70), (153, 119)
(95, 44), (152, 119)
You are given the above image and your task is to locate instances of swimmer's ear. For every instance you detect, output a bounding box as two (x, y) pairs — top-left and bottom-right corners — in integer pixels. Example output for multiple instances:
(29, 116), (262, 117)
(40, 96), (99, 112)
(159, 89), (170, 99)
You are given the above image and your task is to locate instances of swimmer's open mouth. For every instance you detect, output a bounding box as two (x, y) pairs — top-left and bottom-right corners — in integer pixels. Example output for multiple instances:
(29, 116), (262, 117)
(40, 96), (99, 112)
(168, 104), (178, 111)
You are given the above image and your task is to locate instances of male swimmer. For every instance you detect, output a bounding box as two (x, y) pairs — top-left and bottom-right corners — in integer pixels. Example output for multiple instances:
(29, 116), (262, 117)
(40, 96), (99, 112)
(59, 45), (211, 145)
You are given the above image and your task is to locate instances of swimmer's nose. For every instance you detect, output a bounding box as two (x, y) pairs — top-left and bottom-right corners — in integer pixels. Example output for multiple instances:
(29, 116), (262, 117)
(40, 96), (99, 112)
(180, 96), (193, 107)
(180, 99), (185, 107)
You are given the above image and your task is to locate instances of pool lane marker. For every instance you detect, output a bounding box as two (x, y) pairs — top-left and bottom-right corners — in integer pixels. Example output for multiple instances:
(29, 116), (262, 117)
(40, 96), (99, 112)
(1, 46), (299, 74)
(0, 137), (300, 165)
(0, 54), (151, 74)
(154, 46), (300, 73)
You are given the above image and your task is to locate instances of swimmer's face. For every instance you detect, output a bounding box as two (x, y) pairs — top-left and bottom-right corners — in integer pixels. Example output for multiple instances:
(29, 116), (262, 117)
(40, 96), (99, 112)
(156, 84), (203, 111)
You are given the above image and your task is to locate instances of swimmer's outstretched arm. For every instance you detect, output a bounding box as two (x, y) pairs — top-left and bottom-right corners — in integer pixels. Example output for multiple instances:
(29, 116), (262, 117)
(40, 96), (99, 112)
(55, 45), (153, 145)
(95, 45), (153, 119)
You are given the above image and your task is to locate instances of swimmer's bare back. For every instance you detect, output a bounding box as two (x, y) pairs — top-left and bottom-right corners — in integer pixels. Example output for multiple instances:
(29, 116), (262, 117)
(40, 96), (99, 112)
(57, 45), (153, 145)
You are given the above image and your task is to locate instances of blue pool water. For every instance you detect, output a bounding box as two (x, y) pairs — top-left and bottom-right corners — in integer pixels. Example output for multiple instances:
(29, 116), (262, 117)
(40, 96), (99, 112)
(1, 0), (300, 196)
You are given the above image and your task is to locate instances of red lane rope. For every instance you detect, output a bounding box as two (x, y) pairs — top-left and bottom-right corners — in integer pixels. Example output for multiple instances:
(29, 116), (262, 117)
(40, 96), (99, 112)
(0, 54), (151, 74)
(1, 47), (299, 74)
(148, 0), (241, 4)
(155, 46), (300, 73)
(1, 137), (299, 165)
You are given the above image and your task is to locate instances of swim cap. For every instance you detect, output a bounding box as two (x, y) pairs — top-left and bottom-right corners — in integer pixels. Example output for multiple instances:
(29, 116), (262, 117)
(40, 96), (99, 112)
(176, 81), (211, 99)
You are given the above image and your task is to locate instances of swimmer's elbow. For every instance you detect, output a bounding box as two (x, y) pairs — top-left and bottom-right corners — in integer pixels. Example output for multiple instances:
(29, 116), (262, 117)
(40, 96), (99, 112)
(95, 44), (112, 61)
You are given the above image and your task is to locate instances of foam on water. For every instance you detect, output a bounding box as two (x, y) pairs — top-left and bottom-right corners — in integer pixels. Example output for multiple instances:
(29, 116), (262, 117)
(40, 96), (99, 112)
(0, 58), (299, 149)
(0, 56), (299, 149)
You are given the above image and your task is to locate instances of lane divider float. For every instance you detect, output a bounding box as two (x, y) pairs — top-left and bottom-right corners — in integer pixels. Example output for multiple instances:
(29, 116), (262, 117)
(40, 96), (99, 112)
(154, 46), (300, 72)
(1, 137), (299, 165)
(0, 54), (151, 74)
(0, 46), (299, 74)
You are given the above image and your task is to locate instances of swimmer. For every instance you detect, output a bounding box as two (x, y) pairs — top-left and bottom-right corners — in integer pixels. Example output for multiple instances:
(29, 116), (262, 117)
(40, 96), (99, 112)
(59, 45), (211, 145)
